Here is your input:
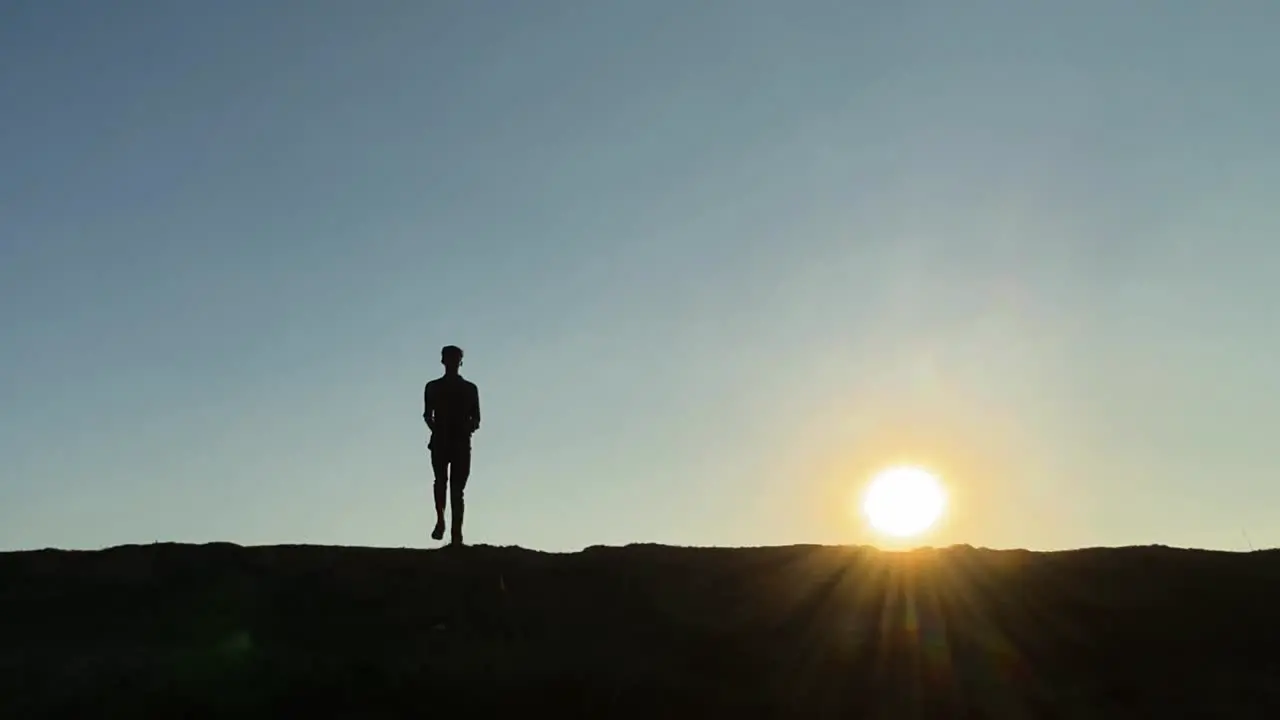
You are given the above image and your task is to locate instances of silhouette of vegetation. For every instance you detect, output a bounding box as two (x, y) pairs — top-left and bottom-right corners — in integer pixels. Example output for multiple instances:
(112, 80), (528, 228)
(3, 542), (1280, 717)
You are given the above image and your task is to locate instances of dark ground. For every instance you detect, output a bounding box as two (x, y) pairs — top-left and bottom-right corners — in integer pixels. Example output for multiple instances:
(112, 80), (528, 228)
(2, 542), (1280, 718)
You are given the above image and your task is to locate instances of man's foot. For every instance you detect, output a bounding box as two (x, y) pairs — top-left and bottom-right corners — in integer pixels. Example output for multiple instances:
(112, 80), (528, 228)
(431, 518), (445, 541)
(450, 533), (464, 547)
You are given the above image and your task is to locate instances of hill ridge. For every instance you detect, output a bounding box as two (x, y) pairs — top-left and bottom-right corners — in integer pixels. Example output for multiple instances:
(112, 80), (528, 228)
(4, 541), (1280, 717)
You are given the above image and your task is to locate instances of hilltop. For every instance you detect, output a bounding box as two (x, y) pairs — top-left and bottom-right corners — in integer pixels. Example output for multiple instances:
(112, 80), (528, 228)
(3, 542), (1280, 718)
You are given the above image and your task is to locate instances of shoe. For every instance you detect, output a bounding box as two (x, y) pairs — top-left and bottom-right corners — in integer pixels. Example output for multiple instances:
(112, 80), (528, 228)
(450, 533), (464, 547)
(431, 519), (445, 541)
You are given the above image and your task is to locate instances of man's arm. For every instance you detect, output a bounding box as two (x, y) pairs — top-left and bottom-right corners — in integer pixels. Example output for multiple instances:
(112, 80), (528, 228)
(423, 382), (435, 429)
(470, 383), (481, 432)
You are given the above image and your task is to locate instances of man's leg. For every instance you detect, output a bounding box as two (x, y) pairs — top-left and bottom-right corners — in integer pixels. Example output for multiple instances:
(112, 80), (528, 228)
(449, 444), (471, 545)
(430, 447), (450, 541)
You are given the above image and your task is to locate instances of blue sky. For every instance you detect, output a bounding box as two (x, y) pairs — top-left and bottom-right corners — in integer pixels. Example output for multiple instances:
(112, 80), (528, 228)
(3, 1), (1278, 553)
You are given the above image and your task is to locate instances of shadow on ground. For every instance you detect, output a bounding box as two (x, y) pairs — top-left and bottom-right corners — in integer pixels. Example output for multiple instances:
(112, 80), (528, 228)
(3, 541), (1280, 718)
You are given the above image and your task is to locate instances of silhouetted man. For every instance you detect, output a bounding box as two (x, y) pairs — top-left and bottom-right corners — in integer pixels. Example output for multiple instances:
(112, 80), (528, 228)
(424, 345), (480, 545)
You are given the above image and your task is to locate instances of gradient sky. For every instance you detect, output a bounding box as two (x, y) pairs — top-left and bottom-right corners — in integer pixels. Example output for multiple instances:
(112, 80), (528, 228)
(3, 1), (1278, 553)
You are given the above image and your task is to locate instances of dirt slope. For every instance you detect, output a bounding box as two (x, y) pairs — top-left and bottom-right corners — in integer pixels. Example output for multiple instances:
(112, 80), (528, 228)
(3, 542), (1280, 718)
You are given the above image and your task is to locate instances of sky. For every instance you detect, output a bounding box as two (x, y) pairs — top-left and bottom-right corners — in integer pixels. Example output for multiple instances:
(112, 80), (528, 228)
(3, 1), (1278, 553)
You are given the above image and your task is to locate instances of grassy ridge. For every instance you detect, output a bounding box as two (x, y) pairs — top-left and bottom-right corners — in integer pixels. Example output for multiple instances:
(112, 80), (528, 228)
(3, 542), (1280, 717)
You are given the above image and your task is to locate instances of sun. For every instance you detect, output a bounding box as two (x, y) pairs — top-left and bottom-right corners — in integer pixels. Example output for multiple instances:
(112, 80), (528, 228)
(861, 466), (947, 538)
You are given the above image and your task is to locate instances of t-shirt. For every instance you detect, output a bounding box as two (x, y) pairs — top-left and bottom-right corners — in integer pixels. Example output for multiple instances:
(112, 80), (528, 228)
(424, 374), (480, 444)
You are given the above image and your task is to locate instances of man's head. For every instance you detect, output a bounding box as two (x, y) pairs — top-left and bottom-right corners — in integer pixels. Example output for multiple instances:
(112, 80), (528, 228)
(441, 345), (464, 372)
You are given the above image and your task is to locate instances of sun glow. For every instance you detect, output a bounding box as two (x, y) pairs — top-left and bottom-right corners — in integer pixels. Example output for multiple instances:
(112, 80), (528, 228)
(861, 466), (947, 538)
